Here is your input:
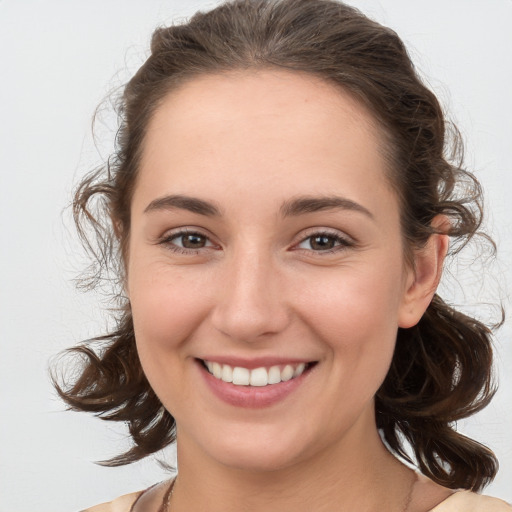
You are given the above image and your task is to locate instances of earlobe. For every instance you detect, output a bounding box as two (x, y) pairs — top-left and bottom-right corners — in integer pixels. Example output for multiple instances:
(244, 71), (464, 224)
(398, 217), (450, 328)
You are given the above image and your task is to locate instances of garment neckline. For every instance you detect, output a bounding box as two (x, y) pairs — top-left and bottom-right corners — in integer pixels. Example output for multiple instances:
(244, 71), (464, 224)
(131, 477), (463, 512)
(427, 490), (464, 511)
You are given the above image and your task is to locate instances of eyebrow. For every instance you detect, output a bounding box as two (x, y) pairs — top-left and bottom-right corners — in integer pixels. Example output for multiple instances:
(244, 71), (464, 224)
(280, 195), (374, 219)
(144, 194), (222, 216)
(143, 193), (373, 219)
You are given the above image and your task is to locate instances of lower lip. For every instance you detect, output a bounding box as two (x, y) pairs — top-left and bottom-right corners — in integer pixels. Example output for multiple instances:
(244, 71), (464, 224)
(197, 361), (313, 408)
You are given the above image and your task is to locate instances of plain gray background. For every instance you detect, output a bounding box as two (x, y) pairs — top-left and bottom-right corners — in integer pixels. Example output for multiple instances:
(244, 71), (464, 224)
(0, 1), (511, 510)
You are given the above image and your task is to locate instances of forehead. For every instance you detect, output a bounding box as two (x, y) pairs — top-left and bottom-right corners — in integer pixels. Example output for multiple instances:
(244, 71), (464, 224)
(144, 69), (382, 156)
(135, 69), (395, 218)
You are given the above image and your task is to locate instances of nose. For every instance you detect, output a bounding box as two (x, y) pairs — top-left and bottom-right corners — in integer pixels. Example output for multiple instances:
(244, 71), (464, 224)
(210, 246), (291, 343)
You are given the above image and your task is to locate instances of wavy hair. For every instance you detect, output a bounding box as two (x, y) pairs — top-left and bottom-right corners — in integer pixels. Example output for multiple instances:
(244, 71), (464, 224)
(53, 0), (500, 491)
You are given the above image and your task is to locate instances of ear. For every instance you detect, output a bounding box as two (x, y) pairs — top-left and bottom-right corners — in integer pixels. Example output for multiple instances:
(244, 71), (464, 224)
(398, 216), (450, 328)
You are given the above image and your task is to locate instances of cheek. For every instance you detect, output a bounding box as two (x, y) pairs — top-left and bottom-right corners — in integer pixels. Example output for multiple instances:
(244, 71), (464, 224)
(128, 264), (215, 411)
(128, 263), (212, 352)
(294, 265), (404, 377)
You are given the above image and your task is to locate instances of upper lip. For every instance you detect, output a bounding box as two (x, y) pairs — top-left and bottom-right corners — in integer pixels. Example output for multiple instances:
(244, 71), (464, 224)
(197, 356), (316, 369)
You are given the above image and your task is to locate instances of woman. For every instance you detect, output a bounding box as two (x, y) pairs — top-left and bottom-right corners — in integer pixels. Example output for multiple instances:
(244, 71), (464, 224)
(55, 0), (511, 510)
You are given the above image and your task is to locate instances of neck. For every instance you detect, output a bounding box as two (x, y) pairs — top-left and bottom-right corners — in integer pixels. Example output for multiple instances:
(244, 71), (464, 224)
(171, 420), (415, 512)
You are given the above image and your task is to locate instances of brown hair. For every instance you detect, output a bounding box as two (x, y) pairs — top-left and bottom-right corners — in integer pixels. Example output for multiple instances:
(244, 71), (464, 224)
(53, 0), (500, 491)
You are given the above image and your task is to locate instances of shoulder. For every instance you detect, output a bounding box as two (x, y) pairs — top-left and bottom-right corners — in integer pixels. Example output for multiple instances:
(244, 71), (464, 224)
(429, 491), (512, 511)
(80, 490), (143, 512)
(80, 480), (172, 512)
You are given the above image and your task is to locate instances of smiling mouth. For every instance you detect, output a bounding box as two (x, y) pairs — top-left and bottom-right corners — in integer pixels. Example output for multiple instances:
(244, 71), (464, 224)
(199, 359), (317, 387)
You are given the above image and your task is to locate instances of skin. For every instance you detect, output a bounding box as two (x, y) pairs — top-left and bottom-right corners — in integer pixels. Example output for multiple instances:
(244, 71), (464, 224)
(126, 69), (450, 511)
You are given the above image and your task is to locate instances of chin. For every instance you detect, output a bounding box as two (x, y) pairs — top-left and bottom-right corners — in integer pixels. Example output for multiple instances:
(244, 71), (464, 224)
(188, 420), (330, 474)
(211, 443), (303, 473)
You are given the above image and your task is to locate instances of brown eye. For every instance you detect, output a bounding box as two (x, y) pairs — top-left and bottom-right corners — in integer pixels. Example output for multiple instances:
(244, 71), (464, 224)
(180, 233), (207, 249)
(296, 232), (353, 253)
(309, 235), (337, 250)
(159, 230), (215, 253)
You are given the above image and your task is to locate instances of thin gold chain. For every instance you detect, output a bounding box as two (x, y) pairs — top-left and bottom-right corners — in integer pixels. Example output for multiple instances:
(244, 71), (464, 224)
(161, 478), (175, 512)
(402, 470), (417, 512)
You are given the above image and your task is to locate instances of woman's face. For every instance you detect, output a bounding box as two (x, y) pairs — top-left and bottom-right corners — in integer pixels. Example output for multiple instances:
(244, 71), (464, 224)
(127, 69), (422, 471)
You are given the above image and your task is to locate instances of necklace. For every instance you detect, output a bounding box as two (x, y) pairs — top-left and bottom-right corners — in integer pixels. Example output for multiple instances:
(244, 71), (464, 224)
(161, 478), (175, 512)
(162, 471), (417, 512)
(401, 470), (417, 512)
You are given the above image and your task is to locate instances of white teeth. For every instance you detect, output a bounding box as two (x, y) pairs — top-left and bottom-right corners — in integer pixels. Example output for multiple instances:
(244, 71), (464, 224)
(268, 365), (281, 384)
(281, 364), (294, 382)
(232, 367), (250, 385)
(204, 360), (310, 387)
(249, 367), (268, 387)
(294, 363), (306, 377)
(221, 364), (233, 383)
(212, 362), (222, 379)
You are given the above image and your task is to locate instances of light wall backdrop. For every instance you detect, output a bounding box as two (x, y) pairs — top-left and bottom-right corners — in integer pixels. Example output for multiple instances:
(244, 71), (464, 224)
(0, 1), (511, 510)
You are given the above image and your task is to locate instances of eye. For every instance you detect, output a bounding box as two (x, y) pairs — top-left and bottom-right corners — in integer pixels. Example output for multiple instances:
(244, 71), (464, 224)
(158, 229), (217, 254)
(174, 232), (209, 249)
(296, 231), (353, 253)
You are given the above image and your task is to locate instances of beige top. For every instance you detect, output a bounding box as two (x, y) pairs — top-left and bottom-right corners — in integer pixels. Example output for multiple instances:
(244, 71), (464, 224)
(429, 492), (512, 511)
(82, 484), (512, 512)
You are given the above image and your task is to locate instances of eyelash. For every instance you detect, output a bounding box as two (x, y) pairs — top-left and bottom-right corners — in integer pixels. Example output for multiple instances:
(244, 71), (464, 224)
(157, 229), (354, 256)
(294, 230), (354, 254)
(158, 228), (216, 255)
